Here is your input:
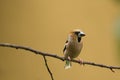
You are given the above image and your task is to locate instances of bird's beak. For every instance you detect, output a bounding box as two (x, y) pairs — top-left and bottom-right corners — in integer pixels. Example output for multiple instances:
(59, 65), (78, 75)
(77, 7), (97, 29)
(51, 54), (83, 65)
(80, 32), (85, 37)
(81, 33), (85, 36)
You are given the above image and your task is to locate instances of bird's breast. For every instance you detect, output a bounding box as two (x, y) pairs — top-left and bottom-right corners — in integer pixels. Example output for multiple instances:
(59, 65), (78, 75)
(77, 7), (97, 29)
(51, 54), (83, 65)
(67, 41), (83, 58)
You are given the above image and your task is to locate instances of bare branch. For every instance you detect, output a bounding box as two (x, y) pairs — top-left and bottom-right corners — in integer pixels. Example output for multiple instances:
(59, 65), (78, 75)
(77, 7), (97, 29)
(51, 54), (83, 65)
(0, 43), (120, 78)
(43, 56), (54, 80)
(0, 43), (64, 61)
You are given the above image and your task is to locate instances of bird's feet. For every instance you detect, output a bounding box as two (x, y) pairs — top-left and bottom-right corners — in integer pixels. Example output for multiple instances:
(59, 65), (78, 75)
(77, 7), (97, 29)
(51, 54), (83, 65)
(63, 56), (71, 61)
(68, 56), (71, 61)
(77, 58), (84, 65)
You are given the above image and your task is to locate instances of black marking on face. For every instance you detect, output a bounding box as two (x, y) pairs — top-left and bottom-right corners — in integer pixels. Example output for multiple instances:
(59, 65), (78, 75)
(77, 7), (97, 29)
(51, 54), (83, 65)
(78, 37), (81, 42)
(74, 31), (81, 42)
(74, 31), (80, 36)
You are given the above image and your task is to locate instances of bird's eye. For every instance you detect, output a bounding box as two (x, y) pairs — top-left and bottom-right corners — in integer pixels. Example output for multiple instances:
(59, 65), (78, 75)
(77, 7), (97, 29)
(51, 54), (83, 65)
(75, 32), (80, 35)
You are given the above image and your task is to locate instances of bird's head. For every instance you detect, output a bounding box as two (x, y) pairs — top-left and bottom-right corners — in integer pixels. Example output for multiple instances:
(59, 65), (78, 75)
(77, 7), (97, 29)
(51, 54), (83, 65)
(72, 29), (85, 37)
(69, 29), (85, 42)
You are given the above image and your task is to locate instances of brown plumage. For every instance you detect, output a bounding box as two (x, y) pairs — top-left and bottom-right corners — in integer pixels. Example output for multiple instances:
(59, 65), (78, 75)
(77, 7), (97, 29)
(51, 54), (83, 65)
(63, 29), (85, 69)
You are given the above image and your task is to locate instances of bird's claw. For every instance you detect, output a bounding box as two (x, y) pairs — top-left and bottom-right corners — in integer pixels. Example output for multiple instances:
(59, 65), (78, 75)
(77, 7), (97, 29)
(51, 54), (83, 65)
(78, 58), (84, 65)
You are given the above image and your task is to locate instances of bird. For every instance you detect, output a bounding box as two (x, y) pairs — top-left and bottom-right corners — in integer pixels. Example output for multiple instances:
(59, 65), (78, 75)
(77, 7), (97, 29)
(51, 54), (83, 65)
(63, 29), (85, 69)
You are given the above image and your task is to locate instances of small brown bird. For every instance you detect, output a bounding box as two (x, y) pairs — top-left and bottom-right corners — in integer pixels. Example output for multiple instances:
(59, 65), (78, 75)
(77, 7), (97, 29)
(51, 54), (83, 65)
(63, 29), (85, 69)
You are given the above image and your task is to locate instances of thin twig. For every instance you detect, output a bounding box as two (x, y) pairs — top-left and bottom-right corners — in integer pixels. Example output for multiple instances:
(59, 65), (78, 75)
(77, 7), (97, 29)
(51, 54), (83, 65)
(43, 56), (54, 80)
(0, 43), (120, 73)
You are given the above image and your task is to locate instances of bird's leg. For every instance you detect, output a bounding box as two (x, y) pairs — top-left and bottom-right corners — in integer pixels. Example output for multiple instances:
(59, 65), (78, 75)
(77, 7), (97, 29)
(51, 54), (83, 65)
(67, 56), (72, 66)
(68, 56), (71, 61)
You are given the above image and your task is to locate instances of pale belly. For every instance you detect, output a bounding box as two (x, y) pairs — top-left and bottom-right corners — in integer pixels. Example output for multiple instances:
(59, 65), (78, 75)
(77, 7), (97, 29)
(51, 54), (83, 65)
(64, 41), (83, 59)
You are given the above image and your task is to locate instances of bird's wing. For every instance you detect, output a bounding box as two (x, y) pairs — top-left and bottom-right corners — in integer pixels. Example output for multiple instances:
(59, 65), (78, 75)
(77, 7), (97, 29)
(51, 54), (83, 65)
(63, 40), (68, 53)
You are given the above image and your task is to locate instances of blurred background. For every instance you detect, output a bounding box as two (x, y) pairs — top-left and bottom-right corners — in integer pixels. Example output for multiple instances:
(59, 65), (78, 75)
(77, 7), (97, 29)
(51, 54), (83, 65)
(0, 0), (120, 80)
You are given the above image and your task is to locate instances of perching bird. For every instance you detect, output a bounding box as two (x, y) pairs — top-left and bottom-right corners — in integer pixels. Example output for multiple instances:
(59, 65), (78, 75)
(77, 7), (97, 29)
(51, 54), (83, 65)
(63, 29), (85, 69)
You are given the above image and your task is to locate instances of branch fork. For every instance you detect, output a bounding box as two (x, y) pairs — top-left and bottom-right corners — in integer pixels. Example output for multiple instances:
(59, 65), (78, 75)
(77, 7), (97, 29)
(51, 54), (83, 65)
(0, 43), (120, 80)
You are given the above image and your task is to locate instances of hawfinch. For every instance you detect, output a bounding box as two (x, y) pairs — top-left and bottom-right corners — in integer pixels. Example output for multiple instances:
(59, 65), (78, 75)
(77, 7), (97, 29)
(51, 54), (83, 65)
(63, 29), (85, 69)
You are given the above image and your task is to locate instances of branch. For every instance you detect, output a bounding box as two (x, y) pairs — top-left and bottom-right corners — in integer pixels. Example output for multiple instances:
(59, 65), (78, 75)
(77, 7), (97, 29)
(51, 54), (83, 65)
(43, 56), (54, 80)
(0, 43), (120, 79)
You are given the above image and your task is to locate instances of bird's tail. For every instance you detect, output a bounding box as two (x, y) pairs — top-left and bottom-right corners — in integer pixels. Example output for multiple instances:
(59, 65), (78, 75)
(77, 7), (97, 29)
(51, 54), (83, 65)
(64, 60), (71, 69)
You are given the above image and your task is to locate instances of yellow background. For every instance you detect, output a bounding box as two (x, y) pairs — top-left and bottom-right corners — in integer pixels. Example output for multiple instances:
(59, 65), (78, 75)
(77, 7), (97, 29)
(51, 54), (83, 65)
(0, 0), (120, 80)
